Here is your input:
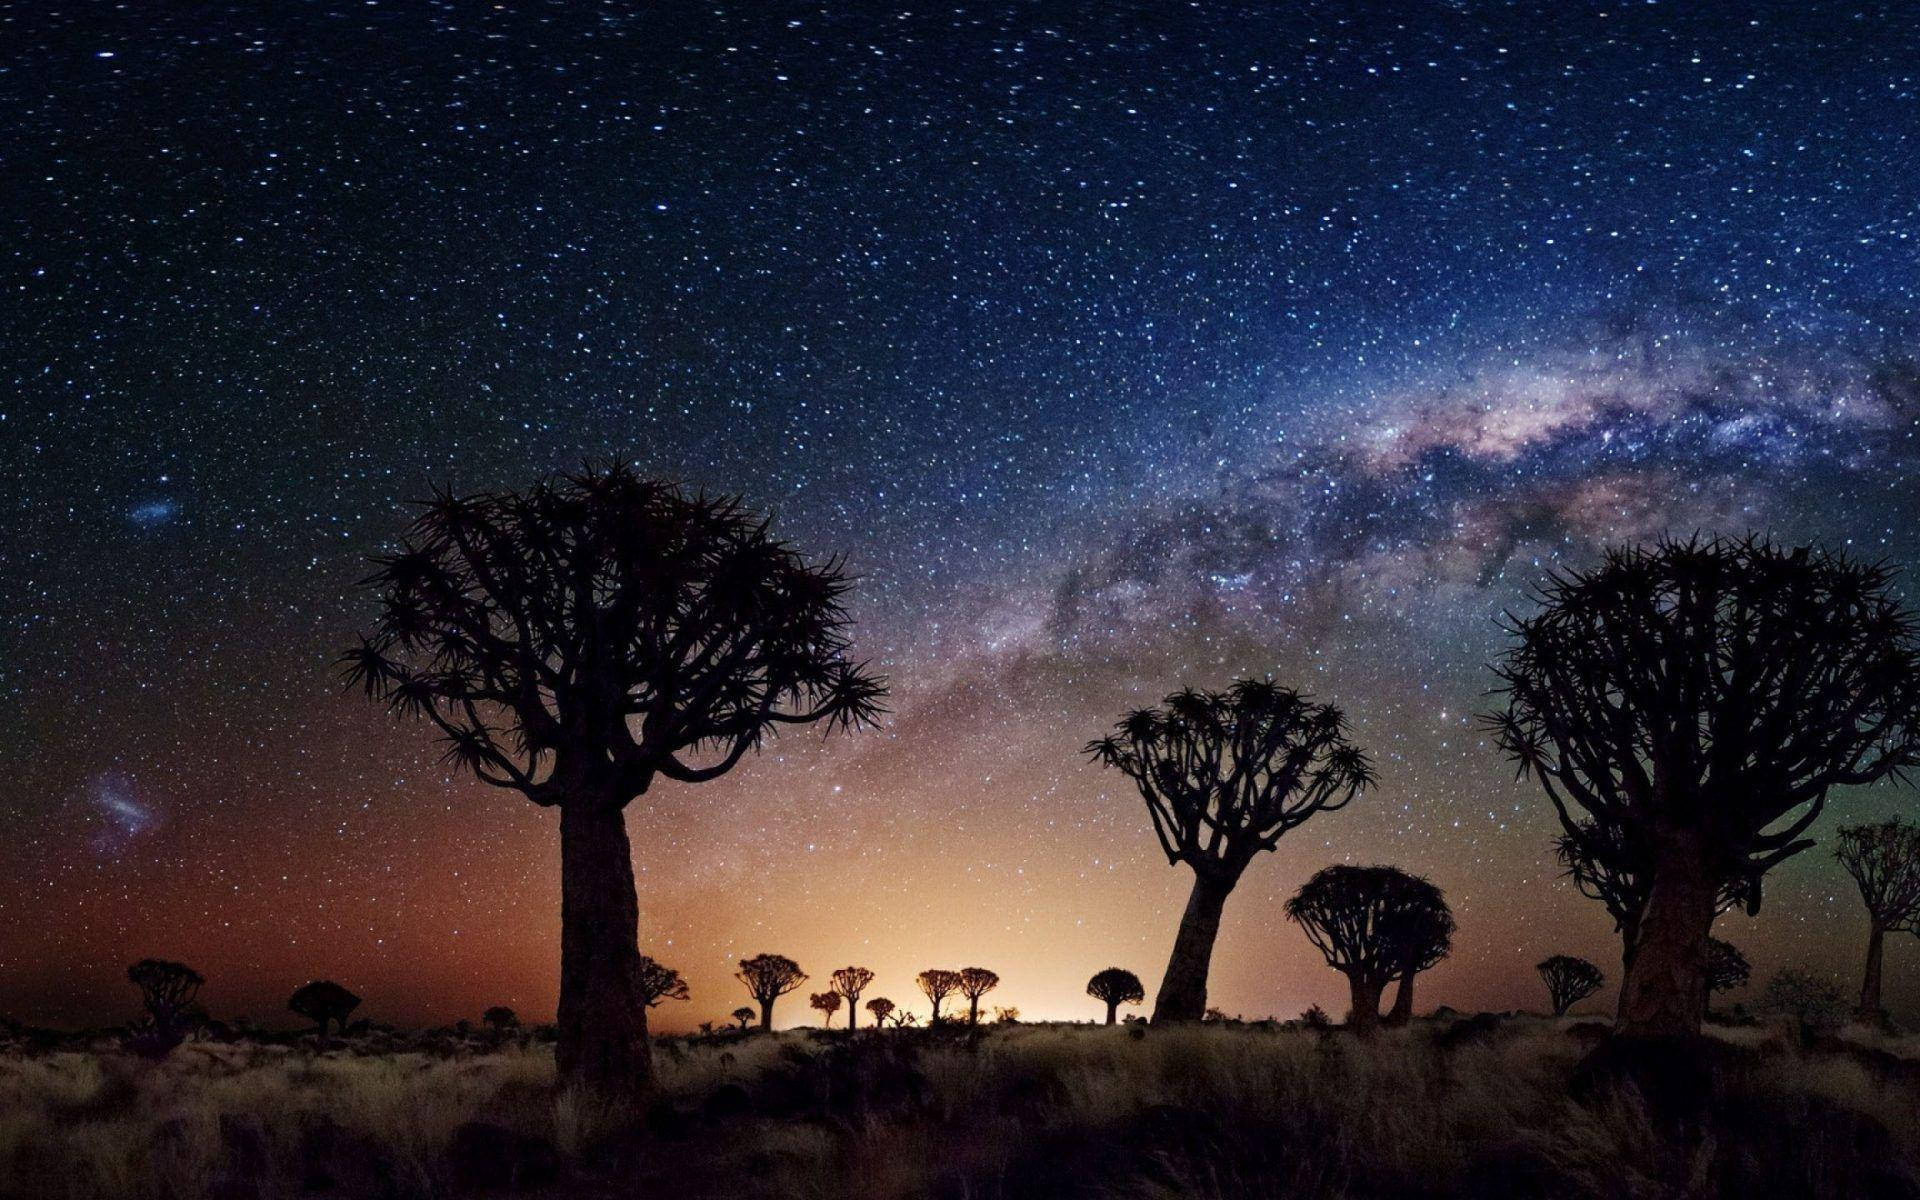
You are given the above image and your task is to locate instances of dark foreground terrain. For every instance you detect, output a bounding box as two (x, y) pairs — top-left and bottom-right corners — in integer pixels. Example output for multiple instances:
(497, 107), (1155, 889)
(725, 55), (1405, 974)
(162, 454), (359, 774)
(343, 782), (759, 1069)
(2, 1016), (1917, 1199)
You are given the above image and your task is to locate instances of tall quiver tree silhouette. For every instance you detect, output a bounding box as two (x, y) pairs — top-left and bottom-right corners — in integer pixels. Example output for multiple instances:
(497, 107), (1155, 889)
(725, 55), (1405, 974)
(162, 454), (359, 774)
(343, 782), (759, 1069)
(1833, 819), (1920, 1019)
(956, 967), (999, 1026)
(1086, 968), (1146, 1024)
(1384, 881), (1453, 1024)
(735, 954), (807, 1031)
(288, 980), (361, 1037)
(126, 959), (203, 1056)
(1087, 680), (1373, 1023)
(1537, 955), (1605, 1017)
(342, 465), (886, 1096)
(916, 969), (961, 1024)
(1487, 537), (1920, 1038)
(830, 967), (874, 1030)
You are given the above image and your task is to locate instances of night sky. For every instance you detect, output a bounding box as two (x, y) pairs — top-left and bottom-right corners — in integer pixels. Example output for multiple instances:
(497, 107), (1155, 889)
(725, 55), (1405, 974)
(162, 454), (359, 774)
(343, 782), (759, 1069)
(5, 3), (1919, 1032)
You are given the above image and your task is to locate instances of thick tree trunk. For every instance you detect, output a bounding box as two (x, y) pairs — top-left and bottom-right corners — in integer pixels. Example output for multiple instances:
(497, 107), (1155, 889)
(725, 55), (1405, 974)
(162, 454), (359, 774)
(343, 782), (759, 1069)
(758, 1000), (774, 1031)
(1859, 923), (1886, 1018)
(848, 1001), (858, 1031)
(1105, 1000), (1119, 1025)
(1617, 834), (1717, 1038)
(1346, 974), (1385, 1034)
(1388, 972), (1415, 1024)
(1152, 872), (1234, 1023)
(968, 996), (981, 1026)
(555, 800), (653, 1095)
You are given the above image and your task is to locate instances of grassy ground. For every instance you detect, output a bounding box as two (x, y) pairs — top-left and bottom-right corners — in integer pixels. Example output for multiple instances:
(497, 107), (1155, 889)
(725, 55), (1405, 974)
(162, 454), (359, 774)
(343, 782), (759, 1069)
(2, 1016), (1917, 1199)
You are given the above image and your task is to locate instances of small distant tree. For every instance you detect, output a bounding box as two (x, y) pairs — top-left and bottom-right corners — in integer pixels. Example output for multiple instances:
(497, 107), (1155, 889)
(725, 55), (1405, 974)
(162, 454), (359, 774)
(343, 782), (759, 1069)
(637, 955), (690, 1009)
(730, 1007), (756, 1031)
(1488, 537), (1920, 1038)
(916, 969), (962, 1025)
(1383, 879), (1453, 1024)
(957, 967), (1000, 1026)
(1833, 819), (1920, 1018)
(808, 991), (841, 1026)
(288, 980), (361, 1036)
(126, 959), (204, 1057)
(342, 465), (886, 1095)
(1300, 1004), (1332, 1031)
(735, 953), (808, 1031)
(831, 967), (874, 1030)
(1086, 968), (1146, 1025)
(483, 1006), (519, 1031)
(1537, 956), (1605, 1017)
(993, 1006), (1021, 1024)
(1286, 866), (1440, 1034)
(1762, 969), (1848, 1043)
(1088, 680), (1373, 1022)
(865, 997), (896, 1026)
(1705, 937), (1750, 1015)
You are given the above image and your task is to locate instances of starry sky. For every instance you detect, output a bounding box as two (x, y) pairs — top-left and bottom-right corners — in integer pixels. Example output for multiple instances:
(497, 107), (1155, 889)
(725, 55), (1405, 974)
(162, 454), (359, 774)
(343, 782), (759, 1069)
(4, 2), (1919, 1032)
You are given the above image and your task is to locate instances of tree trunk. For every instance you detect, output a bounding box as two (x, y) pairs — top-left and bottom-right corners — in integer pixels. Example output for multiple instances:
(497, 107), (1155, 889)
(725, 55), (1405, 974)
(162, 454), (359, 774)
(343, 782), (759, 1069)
(1346, 974), (1385, 1034)
(1615, 917), (1641, 1022)
(1617, 833), (1717, 1038)
(555, 800), (653, 1095)
(848, 1000), (858, 1031)
(1859, 922), (1886, 1019)
(1152, 871), (1234, 1023)
(758, 999), (774, 1031)
(1388, 972), (1415, 1024)
(968, 996), (981, 1026)
(1105, 999), (1119, 1025)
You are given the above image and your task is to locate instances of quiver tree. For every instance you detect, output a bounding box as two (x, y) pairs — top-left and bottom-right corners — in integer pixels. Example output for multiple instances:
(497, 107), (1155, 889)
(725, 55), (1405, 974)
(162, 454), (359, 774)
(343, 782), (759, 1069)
(808, 991), (842, 1026)
(1087, 680), (1373, 1023)
(341, 465), (886, 1095)
(1086, 968), (1146, 1024)
(288, 979), (361, 1036)
(126, 959), (204, 1055)
(730, 1007), (756, 1031)
(1705, 937), (1750, 1015)
(735, 953), (807, 1031)
(1537, 955), (1605, 1016)
(1834, 818), (1920, 1018)
(1286, 866), (1440, 1034)
(957, 967), (1000, 1026)
(484, 1006), (519, 1031)
(830, 967), (874, 1029)
(636, 955), (690, 1010)
(1383, 879), (1453, 1024)
(865, 997), (896, 1026)
(916, 969), (962, 1024)
(1487, 537), (1920, 1038)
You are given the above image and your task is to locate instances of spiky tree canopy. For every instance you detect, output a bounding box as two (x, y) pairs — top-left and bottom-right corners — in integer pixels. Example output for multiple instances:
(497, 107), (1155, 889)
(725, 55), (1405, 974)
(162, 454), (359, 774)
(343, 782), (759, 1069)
(1835, 818), (1920, 931)
(1706, 937), (1751, 995)
(808, 991), (841, 1016)
(736, 954), (808, 1005)
(636, 955), (689, 1008)
(916, 969), (961, 1019)
(1489, 536), (1920, 913)
(957, 967), (1000, 1003)
(1385, 882), (1454, 977)
(730, 1007), (756, 1028)
(1086, 968), (1146, 1009)
(864, 997), (896, 1022)
(288, 980), (361, 1030)
(830, 966), (874, 1002)
(127, 959), (203, 1022)
(1086, 680), (1373, 881)
(1537, 955), (1605, 1015)
(1286, 866), (1445, 984)
(341, 465), (887, 807)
